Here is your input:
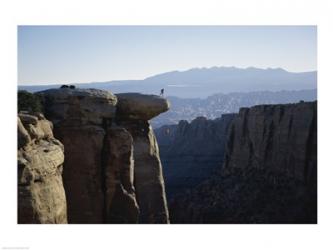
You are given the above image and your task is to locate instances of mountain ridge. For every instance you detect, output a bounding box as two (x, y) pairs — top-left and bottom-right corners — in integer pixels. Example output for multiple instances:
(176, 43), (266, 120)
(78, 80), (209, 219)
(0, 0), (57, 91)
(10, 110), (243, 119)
(18, 66), (317, 98)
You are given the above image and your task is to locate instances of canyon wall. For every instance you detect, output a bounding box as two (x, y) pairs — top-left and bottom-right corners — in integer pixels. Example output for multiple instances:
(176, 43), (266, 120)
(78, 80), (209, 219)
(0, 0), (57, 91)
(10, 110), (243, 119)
(37, 89), (169, 223)
(224, 101), (317, 182)
(155, 114), (235, 198)
(18, 113), (67, 223)
(170, 101), (317, 223)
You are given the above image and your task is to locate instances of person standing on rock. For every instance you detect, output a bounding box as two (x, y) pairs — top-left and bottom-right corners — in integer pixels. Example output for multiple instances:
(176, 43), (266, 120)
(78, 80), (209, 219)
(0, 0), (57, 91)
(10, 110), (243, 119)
(160, 88), (164, 97)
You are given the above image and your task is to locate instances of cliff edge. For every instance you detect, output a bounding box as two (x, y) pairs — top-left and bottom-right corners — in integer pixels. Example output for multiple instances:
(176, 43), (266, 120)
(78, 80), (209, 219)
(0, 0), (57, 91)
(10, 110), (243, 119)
(36, 89), (170, 223)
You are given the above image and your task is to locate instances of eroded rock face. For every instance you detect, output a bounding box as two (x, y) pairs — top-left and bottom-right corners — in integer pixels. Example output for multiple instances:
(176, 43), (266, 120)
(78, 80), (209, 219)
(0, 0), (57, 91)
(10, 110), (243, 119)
(118, 120), (169, 223)
(155, 114), (236, 198)
(170, 101), (317, 223)
(55, 125), (106, 223)
(38, 89), (169, 223)
(224, 101), (317, 182)
(103, 127), (139, 223)
(18, 113), (67, 224)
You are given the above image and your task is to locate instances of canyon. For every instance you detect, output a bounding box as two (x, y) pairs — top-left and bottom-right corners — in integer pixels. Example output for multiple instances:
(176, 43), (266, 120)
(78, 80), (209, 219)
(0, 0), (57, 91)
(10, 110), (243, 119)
(18, 88), (170, 223)
(155, 114), (235, 198)
(17, 88), (317, 224)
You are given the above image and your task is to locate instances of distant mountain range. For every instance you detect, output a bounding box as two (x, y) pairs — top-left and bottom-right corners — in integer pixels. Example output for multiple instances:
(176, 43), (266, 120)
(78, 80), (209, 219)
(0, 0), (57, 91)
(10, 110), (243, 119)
(18, 66), (317, 98)
(151, 89), (317, 128)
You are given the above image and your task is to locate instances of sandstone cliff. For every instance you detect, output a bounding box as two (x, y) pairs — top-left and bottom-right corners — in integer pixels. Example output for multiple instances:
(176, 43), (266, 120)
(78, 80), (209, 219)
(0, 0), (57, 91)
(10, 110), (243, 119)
(170, 101), (317, 223)
(37, 89), (169, 223)
(155, 114), (235, 198)
(224, 101), (317, 182)
(18, 113), (67, 223)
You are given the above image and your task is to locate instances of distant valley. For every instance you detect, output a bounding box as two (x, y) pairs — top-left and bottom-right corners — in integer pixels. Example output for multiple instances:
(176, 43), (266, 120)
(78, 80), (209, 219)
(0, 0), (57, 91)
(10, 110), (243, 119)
(151, 89), (317, 127)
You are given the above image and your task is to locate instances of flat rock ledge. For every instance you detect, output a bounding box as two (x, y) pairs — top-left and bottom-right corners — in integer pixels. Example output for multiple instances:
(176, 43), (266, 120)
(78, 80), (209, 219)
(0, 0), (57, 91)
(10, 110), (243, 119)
(116, 93), (170, 120)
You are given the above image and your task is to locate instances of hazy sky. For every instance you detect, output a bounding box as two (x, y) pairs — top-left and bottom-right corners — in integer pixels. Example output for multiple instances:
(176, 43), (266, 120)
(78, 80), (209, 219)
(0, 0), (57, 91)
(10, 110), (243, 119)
(18, 26), (317, 85)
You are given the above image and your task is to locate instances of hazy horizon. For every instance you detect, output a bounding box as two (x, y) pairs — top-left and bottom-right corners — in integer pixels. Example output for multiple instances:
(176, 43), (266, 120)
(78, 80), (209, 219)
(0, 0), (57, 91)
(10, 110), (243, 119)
(18, 26), (317, 86)
(18, 65), (317, 86)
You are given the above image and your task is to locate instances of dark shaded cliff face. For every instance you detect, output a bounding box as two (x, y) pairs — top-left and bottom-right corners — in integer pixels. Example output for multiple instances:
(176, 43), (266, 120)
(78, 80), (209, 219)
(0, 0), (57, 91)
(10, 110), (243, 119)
(170, 101), (317, 223)
(155, 114), (236, 198)
(37, 89), (170, 224)
(224, 102), (317, 182)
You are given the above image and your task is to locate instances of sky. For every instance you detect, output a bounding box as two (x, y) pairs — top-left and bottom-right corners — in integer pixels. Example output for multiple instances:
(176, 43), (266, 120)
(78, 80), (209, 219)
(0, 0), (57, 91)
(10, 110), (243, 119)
(18, 26), (317, 85)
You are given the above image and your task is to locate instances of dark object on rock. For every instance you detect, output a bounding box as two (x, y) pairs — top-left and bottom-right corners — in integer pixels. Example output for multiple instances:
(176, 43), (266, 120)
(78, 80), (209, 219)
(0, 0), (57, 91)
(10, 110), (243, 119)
(60, 85), (69, 88)
(69, 85), (75, 89)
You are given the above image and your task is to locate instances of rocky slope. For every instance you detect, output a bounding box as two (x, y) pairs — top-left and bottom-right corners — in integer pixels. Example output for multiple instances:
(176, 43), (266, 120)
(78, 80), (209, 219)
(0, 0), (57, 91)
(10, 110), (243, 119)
(18, 113), (67, 223)
(37, 88), (169, 223)
(155, 114), (236, 198)
(169, 101), (317, 223)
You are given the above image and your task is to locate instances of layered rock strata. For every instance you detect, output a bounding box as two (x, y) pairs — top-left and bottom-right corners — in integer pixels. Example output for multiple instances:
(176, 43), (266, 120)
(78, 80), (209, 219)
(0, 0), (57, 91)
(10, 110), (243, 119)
(38, 89), (169, 223)
(18, 113), (67, 223)
(224, 101), (317, 182)
(170, 101), (317, 223)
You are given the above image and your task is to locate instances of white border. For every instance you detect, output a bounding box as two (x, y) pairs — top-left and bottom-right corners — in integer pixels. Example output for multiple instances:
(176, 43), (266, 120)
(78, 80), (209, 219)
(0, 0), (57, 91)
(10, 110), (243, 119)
(1, 0), (333, 250)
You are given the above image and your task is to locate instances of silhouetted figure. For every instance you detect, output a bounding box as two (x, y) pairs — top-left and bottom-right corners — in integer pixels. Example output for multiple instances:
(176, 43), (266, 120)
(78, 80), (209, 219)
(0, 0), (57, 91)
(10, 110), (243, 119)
(69, 85), (76, 89)
(60, 85), (69, 88)
(160, 88), (164, 96)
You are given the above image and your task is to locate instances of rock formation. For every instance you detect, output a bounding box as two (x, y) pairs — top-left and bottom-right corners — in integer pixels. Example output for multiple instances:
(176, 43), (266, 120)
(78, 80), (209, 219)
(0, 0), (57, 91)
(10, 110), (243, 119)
(155, 114), (236, 198)
(170, 101), (317, 223)
(37, 89), (169, 223)
(18, 113), (67, 223)
(224, 102), (317, 182)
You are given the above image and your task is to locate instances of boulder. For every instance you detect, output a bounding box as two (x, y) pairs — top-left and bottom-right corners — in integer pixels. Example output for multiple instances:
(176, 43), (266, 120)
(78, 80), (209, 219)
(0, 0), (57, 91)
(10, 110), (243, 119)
(18, 113), (38, 125)
(116, 93), (170, 120)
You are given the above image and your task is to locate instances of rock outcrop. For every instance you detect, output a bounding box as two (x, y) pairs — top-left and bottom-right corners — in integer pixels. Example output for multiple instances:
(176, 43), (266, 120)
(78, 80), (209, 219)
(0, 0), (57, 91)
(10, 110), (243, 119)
(155, 114), (236, 198)
(224, 101), (317, 182)
(170, 101), (317, 223)
(37, 89), (169, 223)
(116, 93), (170, 120)
(117, 119), (169, 223)
(18, 113), (67, 223)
